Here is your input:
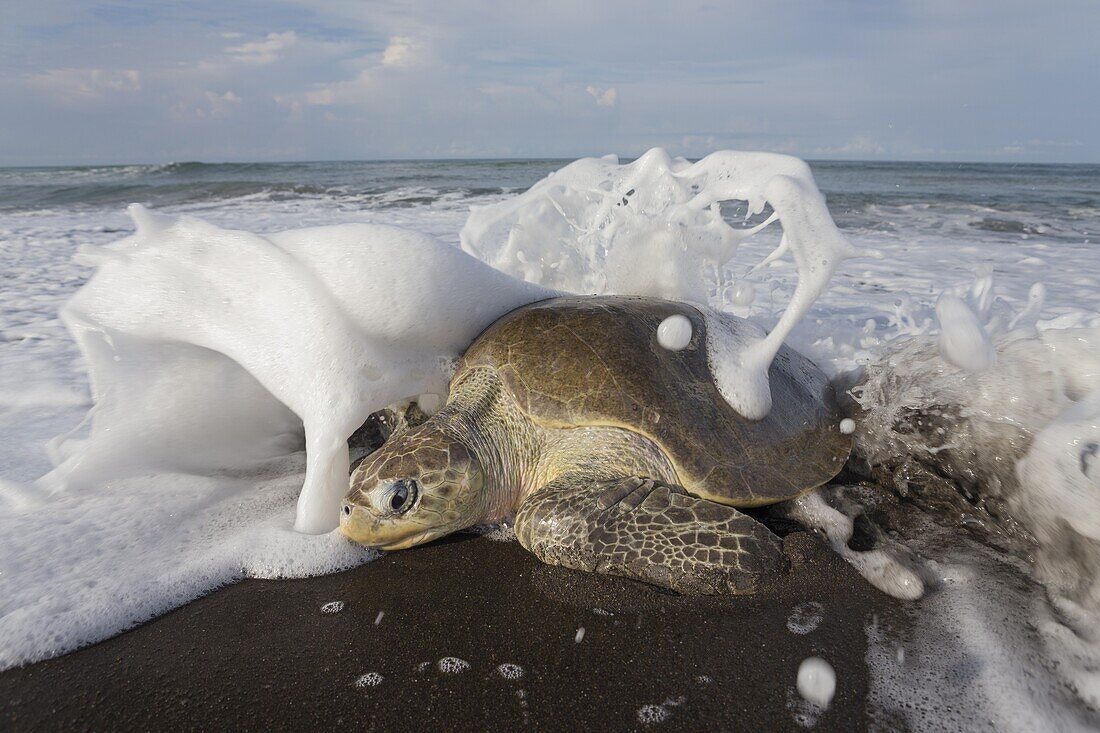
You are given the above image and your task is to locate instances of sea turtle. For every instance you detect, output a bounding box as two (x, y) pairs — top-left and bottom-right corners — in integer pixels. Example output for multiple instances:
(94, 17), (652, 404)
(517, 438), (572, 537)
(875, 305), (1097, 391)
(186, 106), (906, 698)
(340, 296), (851, 594)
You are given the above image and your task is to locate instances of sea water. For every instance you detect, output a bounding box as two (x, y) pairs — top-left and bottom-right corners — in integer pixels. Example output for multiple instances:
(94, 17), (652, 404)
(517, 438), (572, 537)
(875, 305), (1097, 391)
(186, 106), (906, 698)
(1, 155), (1099, 729)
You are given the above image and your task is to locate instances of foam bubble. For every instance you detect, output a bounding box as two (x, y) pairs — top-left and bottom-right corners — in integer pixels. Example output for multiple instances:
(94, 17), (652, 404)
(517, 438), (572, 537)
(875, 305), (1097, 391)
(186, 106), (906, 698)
(438, 657), (471, 674)
(657, 314), (693, 351)
(0, 462), (380, 669)
(497, 663), (524, 680)
(787, 602), (825, 635)
(354, 672), (383, 688)
(796, 657), (836, 708)
(637, 704), (671, 725)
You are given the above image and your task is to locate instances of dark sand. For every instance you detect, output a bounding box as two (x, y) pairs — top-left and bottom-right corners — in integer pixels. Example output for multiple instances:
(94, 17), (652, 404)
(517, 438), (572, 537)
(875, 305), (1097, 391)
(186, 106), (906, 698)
(0, 528), (906, 731)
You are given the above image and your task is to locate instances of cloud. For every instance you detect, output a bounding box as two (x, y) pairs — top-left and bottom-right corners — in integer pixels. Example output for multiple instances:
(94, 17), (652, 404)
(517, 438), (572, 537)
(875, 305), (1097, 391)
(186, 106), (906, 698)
(25, 68), (141, 101)
(296, 36), (428, 107)
(300, 68), (374, 106)
(169, 90), (243, 120)
(204, 90), (242, 114)
(2, 0), (1100, 163)
(586, 85), (617, 107)
(225, 31), (298, 65)
(381, 36), (423, 68)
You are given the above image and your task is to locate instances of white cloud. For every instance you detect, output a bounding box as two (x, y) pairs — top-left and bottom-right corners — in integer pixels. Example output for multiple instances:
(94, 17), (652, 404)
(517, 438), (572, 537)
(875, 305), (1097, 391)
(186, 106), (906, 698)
(170, 90), (243, 120)
(305, 86), (339, 106)
(302, 68), (375, 106)
(25, 68), (141, 101)
(298, 36), (429, 107)
(225, 31), (298, 65)
(586, 85), (617, 107)
(205, 90), (242, 113)
(381, 36), (423, 67)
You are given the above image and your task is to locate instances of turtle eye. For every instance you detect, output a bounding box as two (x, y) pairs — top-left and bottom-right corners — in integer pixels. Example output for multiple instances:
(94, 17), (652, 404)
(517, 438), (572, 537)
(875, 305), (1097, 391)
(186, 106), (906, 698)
(386, 479), (418, 514)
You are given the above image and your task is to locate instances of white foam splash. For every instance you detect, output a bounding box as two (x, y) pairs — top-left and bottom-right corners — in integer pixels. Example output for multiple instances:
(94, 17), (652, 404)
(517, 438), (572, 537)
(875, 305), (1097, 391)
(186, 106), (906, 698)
(51, 206), (553, 534)
(461, 147), (863, 419)
(854, 278), (1100, 728)
(783, 490), (926, 600)
(0, 210), (551, 669)
(1016, 387), (1100, 606)
(855, 309), (1100, 606)
(936, 292), (996, 372)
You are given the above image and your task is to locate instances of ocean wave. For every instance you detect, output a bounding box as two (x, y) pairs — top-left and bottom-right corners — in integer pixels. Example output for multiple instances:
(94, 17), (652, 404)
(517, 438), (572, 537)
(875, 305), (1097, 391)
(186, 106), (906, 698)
(969, 216), (1048, 235)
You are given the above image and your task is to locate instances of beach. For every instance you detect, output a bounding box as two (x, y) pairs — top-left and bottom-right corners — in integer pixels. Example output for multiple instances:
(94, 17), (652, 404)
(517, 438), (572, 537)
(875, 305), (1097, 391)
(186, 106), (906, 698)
(1, 157), (1099, 729)
(0, 525), (904, 731)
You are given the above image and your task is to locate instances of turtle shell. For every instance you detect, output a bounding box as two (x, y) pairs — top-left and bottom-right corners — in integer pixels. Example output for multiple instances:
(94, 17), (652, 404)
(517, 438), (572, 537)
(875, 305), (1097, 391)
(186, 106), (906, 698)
(454, 295), (851, 506)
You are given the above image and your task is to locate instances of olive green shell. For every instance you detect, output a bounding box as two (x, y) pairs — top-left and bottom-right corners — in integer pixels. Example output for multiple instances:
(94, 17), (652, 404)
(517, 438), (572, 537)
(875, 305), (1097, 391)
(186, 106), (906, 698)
(454, 296), (851, 506)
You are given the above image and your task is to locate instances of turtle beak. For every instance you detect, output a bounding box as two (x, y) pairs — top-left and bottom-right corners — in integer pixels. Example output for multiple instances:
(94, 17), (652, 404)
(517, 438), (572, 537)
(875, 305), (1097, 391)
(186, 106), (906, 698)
(339, 503), (378, 545)
(339, 502), (439, 550)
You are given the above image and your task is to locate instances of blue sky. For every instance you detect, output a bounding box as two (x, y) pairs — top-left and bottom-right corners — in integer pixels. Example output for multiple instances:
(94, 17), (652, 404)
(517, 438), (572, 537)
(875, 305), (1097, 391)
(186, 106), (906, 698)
(1, 0), (1097, 165)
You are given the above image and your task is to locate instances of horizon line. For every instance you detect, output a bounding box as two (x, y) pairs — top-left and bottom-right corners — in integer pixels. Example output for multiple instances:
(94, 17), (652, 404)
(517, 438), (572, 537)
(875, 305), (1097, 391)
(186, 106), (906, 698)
(2, 154), (1099, 169)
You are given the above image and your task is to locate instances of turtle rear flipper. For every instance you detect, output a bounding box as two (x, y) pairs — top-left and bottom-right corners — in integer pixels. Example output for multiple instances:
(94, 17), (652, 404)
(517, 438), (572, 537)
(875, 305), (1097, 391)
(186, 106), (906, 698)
(515, 476), (787, 595)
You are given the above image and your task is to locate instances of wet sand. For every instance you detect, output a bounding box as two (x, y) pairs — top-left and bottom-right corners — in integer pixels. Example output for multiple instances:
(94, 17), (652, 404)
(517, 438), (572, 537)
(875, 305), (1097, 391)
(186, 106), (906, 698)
(0, 528), (906, 731)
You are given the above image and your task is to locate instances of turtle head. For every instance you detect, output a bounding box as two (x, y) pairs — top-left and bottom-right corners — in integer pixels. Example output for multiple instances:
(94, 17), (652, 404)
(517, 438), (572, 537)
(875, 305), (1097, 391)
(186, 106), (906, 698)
(340, 425), (486, 550)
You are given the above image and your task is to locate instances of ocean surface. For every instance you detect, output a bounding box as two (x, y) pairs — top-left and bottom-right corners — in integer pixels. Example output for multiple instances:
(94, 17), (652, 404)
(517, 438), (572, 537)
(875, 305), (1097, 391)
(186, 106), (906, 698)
(3, 158), (1098, 236)
(1, 156), (1099, 730)
(3, 157), (1096, 480)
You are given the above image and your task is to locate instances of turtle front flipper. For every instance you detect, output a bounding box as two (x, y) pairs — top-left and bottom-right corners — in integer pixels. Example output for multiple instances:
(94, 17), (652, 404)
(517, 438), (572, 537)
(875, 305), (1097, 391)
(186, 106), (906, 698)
(515, 476), (787, 595)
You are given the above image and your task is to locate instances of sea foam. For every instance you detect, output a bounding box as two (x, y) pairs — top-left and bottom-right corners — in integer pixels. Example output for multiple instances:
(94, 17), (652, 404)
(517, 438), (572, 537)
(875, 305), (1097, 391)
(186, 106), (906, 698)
(1, 150), (1098, 733)
(0, 148), (852, 668)
(462, 147), (864, 419)
(0, 212), (551, 667)
(53, 207), (553, 534)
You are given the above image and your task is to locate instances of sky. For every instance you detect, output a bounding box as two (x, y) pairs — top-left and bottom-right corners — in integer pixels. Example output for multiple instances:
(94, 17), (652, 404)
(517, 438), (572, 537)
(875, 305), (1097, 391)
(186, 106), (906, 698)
(1, 0), (1098, 165)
